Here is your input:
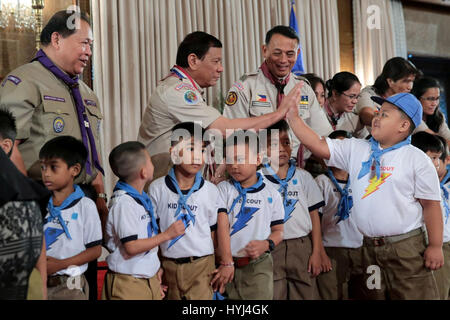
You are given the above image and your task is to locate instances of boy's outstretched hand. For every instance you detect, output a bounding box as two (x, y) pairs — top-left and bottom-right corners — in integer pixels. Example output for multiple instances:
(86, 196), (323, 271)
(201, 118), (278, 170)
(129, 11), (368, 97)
(278, 81), (304, 118)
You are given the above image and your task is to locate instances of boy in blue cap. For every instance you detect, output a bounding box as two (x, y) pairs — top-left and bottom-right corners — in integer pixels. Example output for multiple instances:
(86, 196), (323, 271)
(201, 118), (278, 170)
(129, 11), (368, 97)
(285, 92), (443, 299)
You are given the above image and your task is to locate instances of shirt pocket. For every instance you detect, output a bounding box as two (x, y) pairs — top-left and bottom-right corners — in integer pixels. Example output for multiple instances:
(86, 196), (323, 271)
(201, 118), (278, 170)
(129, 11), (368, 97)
(42, 97), (75, 136)
(85, 103), (103, 140)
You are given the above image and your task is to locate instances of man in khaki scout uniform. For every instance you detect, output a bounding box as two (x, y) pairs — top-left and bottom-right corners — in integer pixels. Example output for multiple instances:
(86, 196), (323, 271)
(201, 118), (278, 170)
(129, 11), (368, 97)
(0, 10), (106, 300)
(223, 25), (332, 163)
(138, 31), (303, 180)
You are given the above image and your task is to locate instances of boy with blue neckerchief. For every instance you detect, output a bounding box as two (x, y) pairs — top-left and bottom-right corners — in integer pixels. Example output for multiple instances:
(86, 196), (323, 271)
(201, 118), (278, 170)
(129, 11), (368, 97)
(103, 141), (184, 300)
(149, 122), (223, 300)
(216, 130), (284, 300)
(286, 92), (443, 299)
(260, 120), (328, 300)
(40, 136), (102, 300)
(315, 130), (364, 300)
(412, 132), (450, 300)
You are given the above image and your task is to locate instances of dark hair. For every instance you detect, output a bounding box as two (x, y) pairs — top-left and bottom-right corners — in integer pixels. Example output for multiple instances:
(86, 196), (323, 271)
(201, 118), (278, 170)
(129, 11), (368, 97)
(176, 31), (222, 68)
(40, 10), (91, 46)
(435, 135), (448, 160)
(109, 141), (147, 181)
(0, 109), (17, 143)
(265, 25), (299, 44)
(39, 136), (87, 170)
(303, 73), (326, 94)
(411, 131), (444, 155)
(171, 122), (206, 147)
(325, 72), (360, 98)
(267, 120), (290, 134)
(412, 77), (443, 133)
(373, 57), (421, 95)
(328, 130), (352, 140)
(224, 130), (260, 156)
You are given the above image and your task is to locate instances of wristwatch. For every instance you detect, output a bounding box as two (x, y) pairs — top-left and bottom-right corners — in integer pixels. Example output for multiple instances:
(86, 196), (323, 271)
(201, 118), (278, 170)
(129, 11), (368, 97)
(266, 239), (275, 252)
(97, 193), (108, 201)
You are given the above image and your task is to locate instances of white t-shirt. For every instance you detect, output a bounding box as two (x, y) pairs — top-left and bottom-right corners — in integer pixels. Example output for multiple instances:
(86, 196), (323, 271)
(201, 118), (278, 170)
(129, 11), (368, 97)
(325, 137), (441, 237)
(315, 174), (364, 248)
(260, 167), (324, 239)
(44, 197), (102, 276)
(440, 175), (450, 243)
(217, 179), (284, 257)
(105, 191), (160, 278)
(149, 176), (221, 259)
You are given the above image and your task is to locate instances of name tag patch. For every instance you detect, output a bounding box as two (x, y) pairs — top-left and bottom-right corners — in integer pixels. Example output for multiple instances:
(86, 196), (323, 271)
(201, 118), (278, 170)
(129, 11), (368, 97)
(44, 95), (66, 103)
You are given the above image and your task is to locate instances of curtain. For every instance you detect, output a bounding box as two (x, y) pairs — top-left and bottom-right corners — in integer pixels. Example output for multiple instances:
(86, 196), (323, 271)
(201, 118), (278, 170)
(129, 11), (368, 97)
(92, 0), (340, 194)
(353, 0), (396, 87)
(390, 0), (407, 59)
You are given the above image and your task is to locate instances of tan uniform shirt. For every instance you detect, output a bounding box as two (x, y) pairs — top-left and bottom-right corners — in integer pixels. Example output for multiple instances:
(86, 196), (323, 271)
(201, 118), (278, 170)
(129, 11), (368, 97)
(223, 69), (332, 157)
(355, 86), (380, 114)
(137, 68), (221, 179)
(0, 61), (103, 184)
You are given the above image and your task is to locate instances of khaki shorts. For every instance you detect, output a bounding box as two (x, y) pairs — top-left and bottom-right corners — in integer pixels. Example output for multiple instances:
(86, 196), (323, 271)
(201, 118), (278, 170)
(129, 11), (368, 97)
(102, 271), (162, 300)
(433, 241), (450, 300)
(162, 254), (215, 300)
(359, 230), (439, 300)
(47, 274), (89, 300)
(316, 246), (364, 300)
(226, 252), (273, 300)
(272, 236), (319, 300)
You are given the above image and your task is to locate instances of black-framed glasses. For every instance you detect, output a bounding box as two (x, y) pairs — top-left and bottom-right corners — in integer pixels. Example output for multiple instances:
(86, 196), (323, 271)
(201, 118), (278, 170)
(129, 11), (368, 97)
(341, 92), (361, 100)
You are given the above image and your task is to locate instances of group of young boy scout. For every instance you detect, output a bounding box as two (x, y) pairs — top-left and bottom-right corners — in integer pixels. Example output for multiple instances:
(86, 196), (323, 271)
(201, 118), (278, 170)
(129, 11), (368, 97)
(0, 10), (448, 301)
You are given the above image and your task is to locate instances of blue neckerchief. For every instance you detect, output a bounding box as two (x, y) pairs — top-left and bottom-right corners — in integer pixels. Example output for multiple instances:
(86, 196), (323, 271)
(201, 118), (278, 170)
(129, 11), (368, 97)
(263, 160), (297, 222)
(358, 136), (411, 180)
(440, 170), (450, 224)
(229, 173), (264, 217)
(47, 185), (85, 241)
(114, 181), (159, 237)
(327, 169), (353, 223)
(167, 168), (203, 248)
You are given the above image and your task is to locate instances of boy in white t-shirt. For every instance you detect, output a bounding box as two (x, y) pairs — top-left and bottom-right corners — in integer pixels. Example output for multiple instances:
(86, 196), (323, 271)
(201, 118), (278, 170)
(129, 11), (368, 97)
(260, 120), (328, 300)
(315, 130), (364, 300)
(149, 122), (223, 300)
(286, 92), (442, 299)
(103, 141), (184, 300)
(40, 136), (102, 300)
(216, 130), (284, 300)
(412, 132), (450, 300)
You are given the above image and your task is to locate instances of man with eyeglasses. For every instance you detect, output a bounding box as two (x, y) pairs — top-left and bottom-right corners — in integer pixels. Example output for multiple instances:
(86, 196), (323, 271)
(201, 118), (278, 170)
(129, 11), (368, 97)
(223, 25), (332, 166)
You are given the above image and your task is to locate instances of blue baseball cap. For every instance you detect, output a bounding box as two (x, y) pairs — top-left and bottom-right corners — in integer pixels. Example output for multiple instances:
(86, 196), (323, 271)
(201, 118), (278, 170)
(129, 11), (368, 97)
(371, 93), (423, 128)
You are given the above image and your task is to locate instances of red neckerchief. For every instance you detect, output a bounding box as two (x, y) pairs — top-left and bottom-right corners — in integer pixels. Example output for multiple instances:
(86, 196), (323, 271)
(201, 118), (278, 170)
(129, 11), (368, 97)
(260, 61), (290, 108)
(323, 99), (342, 131)
(169, 65), (202, 93)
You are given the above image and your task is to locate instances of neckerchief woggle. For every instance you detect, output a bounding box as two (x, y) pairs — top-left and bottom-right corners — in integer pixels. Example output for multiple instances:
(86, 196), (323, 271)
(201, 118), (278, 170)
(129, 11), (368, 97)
(33, 50), (104, 176)
(263, 160), (297, 222)
(229, 173), (264, 235)
(167, 168), (203, 248)
(114, 181), (159, 237)
(46, 185), (84, 246)
(327, 169), (353, 223)
(440, 169), (450, 224)
(358, 136), (411, 180)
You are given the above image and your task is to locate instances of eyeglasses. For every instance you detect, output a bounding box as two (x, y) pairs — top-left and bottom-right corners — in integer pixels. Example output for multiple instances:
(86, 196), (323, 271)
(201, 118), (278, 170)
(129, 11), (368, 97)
(420, 96), (440, 102)
(341, 92), (361, 100)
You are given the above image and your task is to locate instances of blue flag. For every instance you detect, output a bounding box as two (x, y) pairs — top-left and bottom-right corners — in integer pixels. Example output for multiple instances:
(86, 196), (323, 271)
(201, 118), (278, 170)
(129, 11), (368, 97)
(289, 0), (305, 75)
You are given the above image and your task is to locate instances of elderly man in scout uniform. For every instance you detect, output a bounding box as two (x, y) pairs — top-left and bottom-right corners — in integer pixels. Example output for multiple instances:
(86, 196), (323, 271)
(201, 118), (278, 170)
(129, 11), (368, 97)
(0, 10), (106, 207)
(223, 25), (332, 165)
(138, 31), (303, 180)
(0, 11), (106, 299)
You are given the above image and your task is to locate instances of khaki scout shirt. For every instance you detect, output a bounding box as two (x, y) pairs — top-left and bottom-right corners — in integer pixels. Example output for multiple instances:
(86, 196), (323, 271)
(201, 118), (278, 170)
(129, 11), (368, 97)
(223, 69), (332, 157)
(355, 86), (380, 114)
(0, 61), (103, 184)
(137, 69), (221, 179)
